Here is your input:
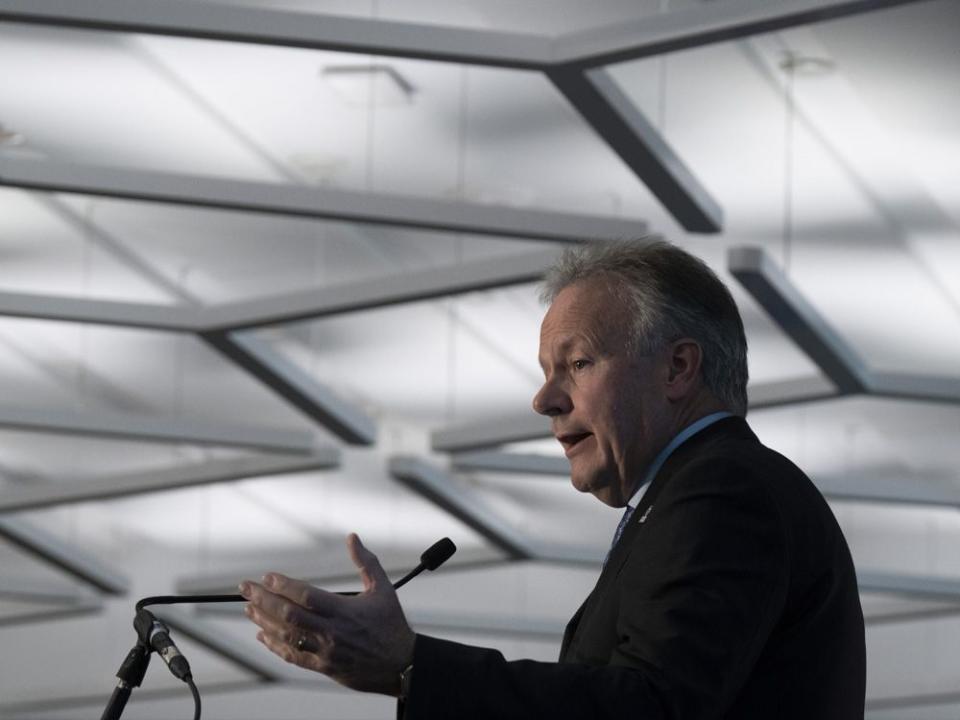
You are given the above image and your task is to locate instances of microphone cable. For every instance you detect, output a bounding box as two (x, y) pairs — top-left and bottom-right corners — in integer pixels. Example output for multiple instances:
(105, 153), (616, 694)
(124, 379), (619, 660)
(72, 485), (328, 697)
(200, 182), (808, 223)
(186, 677), (201, 720)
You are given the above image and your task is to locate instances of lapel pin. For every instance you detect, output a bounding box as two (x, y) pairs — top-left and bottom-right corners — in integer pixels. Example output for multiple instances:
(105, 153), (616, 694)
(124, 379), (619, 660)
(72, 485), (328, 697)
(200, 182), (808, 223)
(638, 505), (653, 524)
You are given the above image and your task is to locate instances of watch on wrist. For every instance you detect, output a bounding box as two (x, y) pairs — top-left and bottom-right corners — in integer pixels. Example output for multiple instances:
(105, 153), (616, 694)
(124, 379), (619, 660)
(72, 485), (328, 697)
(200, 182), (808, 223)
(399, 663), (414, 701)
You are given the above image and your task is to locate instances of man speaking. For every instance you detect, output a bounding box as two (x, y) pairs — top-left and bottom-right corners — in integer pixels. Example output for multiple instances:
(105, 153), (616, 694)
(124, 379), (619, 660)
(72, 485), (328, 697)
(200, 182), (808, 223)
(239, 240), (866, 718)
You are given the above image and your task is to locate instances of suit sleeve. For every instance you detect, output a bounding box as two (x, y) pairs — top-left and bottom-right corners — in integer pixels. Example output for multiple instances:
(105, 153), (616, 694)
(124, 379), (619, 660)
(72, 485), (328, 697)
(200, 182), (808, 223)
(401, 459), (790, 720)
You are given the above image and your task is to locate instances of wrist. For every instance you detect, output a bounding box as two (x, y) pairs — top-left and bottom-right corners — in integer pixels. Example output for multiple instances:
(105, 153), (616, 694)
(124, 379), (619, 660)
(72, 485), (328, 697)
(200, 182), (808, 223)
(398, 662), (414, 702)
(392, 631), (416, 698)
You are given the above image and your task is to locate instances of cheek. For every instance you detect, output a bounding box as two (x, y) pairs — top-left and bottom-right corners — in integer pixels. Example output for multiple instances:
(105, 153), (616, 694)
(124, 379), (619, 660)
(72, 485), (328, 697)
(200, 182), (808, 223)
(599, 397), (648, 466)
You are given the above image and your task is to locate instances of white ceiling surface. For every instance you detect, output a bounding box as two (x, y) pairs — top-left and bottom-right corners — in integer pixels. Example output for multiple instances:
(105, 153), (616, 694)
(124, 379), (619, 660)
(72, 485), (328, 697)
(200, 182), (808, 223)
(0, 1), (959, 717)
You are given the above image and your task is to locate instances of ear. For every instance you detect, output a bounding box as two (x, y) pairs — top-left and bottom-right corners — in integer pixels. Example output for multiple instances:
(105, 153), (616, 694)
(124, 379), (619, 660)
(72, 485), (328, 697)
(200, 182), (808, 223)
(663, 338), (703, 401)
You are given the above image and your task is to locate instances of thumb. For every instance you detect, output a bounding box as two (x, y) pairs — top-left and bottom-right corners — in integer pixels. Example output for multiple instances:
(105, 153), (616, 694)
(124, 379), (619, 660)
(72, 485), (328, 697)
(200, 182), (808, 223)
(347, 533), (390, 592)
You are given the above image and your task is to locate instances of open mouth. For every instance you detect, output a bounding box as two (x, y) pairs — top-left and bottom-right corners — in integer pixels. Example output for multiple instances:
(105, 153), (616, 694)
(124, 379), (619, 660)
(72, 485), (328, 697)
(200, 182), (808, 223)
(557, 432), (591, 454)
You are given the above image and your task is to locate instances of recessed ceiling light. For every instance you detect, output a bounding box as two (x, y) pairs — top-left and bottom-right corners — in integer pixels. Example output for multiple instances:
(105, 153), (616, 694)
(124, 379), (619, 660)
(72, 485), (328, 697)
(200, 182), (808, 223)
(320, 64), (417, 106)
(779, 53), (836, 77)
(0, 123), (26, 146)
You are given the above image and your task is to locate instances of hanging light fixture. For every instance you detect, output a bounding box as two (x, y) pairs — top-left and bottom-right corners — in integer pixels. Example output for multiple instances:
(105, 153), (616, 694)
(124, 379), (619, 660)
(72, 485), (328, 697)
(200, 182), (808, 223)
(320, 64), (417, 106)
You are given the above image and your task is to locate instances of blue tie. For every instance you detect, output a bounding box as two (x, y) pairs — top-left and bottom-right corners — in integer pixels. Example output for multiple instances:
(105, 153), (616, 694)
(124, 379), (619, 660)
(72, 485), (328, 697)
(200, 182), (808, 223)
(603, 505), (635, 568)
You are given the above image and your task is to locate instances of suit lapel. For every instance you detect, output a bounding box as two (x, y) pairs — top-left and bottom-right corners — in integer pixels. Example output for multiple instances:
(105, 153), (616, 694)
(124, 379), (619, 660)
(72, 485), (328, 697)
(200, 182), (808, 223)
(559, 598), (588, 660)
(601, 417), (754, 578)
(561, 417), (758, 658)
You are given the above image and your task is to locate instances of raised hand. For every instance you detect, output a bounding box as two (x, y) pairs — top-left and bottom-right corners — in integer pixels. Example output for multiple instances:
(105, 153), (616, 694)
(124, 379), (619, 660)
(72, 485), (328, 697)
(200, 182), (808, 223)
(239, 533), (416, 696)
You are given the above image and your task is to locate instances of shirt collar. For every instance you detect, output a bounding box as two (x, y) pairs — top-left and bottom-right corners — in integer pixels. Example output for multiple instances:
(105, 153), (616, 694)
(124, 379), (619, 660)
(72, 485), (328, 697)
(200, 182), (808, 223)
(626, 411), (734, 509)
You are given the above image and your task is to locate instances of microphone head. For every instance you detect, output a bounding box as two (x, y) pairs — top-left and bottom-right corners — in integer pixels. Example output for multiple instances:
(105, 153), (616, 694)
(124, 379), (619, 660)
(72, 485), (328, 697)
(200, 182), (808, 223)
(420, 537), (456, 571)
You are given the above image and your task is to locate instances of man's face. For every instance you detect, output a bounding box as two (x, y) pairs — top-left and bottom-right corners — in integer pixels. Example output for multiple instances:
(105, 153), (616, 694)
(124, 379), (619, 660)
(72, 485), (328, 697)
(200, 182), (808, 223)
(533, 280), (672, 508)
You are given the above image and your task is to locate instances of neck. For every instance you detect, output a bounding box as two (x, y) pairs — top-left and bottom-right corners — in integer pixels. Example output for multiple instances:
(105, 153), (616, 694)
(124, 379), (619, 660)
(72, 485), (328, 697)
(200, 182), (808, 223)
(669, 393), (729, 438)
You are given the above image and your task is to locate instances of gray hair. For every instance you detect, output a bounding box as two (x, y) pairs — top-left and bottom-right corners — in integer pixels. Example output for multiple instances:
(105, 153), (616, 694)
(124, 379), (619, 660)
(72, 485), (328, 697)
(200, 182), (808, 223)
(540, 239), (749, 416)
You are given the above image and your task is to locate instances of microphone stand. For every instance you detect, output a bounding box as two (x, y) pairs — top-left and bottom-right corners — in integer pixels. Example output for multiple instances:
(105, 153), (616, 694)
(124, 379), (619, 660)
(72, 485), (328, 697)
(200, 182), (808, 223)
(100, 609), (159, 720)
(99, 537), (456, 720)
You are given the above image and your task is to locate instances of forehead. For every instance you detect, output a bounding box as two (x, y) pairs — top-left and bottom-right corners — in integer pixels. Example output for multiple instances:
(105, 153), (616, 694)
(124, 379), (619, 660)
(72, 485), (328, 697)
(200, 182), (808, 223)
(539, 279), (630, 352)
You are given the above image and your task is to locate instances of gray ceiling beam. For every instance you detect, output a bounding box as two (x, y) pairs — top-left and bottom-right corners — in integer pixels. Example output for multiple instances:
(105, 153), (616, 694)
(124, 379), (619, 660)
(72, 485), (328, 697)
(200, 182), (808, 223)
(0, 289), (196, 331)
(858, 571), (960, 602)
(431, 413), (550, 453)
(730, 247), (960, 406)
(729, 246), (870, 394)
(866, 691), (960, 714)
(0, 13), (708, 233)
(453, 451), (568, 477)
(0, 0), (552, 69)
(0, 157), (646, 244)
(868, 371), (960, 406)
(530, 543), (602, 566)
(555, 0), (934, 68)
(0, 517), (129, 594)
(864, 605), (960, 627)
(0, 577), (100, 604)
(747, 375), (838, 409)
(817, 469), (960, 509)
(0, 578), (106, 628)
(0, 452), (339, 514)
(0, 596), (104, 628)
(0, 249), (556, 333)
(389, 455), (534, 559)
(388, 455), (596, 564)
(201, 331), (376, 445)
(0, 0), (923, 70)
(0, 249), (557, 448)
(0, 405), (316, 454)
(1, 2), (920, 236)
(546, 66), (722, 233)
(203, 249), (558, 331)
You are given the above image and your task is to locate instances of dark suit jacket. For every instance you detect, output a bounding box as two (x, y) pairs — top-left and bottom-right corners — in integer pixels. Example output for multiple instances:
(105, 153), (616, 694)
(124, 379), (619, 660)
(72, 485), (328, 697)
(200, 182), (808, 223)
(404, 417), (865, 719)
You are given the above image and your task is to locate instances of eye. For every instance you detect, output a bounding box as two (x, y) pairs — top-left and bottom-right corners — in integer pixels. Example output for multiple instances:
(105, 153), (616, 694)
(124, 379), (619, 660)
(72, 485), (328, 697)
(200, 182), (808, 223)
(572, 358), (591, 371)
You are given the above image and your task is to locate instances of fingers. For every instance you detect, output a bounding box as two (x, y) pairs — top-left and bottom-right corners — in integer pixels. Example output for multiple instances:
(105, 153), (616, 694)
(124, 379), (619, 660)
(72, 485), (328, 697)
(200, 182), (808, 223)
(347, 533), (390, 592)
(239, 579), (330, 633)
(245, 573), (343, 617)
(244, 599), (307, 642)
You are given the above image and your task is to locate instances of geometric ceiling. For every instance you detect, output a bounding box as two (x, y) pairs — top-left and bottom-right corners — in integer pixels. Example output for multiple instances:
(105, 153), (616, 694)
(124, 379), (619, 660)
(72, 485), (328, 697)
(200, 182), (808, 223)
(1, 1), (959, 717)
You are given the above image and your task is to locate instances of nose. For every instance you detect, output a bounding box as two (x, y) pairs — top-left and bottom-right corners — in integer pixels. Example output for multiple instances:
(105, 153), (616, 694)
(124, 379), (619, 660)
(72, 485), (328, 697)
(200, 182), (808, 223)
(532, 375), (572, 417)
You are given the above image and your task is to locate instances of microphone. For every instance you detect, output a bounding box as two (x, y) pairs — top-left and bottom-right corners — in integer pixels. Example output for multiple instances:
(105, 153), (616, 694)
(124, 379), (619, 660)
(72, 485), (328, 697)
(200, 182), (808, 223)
(422, 537), (457, 570)
(340, 537), (457, 595)
(135, 537), (458, 608)
(392, 537), (457, 590)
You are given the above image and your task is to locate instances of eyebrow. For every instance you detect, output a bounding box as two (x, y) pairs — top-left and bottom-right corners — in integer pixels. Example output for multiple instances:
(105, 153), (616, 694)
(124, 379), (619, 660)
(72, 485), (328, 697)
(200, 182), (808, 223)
(538, 336), (595, 370)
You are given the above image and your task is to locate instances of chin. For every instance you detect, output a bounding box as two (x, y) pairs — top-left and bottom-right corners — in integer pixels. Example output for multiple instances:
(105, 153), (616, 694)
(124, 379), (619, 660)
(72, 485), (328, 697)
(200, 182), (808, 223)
(570, 475), (618, 506)
(591, 489), (620, 508)
(569, 475), (592, 495)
